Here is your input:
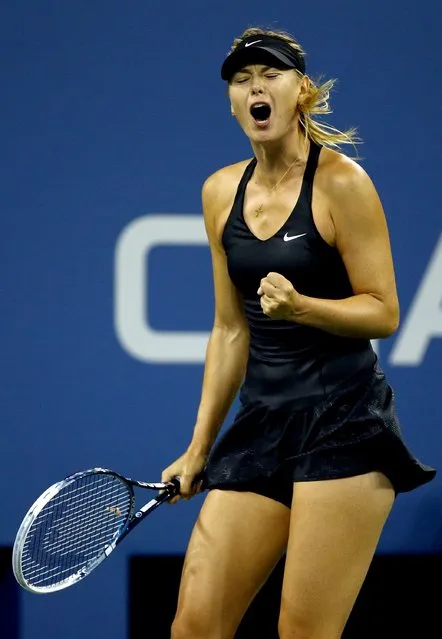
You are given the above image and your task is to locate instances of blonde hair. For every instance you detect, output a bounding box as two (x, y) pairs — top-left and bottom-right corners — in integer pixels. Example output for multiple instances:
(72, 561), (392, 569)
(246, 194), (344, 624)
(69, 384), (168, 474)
(229, 27), (360, 151)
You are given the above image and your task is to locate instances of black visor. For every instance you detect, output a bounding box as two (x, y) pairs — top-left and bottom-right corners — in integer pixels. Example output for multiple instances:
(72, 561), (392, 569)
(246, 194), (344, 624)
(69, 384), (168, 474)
(221, 35), (306, 82)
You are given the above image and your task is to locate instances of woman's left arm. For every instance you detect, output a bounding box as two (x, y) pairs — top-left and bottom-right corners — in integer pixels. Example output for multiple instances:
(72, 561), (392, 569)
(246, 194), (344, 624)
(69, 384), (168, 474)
(293, 161), (400, 339)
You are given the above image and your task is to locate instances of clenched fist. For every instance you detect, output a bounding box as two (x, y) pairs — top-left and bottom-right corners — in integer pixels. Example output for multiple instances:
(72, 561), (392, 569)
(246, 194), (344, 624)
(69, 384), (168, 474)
(257, 272), (302, 320)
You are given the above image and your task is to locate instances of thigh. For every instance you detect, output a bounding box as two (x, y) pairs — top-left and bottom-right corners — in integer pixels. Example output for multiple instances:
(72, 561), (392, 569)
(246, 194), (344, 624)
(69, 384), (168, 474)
(173, 488), (290, 639)
(280, 472), (395, 639)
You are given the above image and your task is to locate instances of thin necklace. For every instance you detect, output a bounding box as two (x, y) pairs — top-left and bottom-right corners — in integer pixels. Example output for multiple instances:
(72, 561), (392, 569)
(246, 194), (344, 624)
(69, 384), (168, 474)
(254, 154), (306, 217)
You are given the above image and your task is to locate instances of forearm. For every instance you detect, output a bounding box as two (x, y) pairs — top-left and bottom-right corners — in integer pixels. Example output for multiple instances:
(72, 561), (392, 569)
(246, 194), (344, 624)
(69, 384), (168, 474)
(293, 293), (399, 339)
(189, 325), (249, 455)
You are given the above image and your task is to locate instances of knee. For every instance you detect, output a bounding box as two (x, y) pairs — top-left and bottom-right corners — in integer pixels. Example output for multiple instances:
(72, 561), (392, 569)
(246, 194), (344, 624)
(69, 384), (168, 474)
(171, 615), (198, 639)
(278, 603), (342, 639)
(278, 611), (310, 639)
(171, 613), (203, 639)
(171, 610), (228, 639)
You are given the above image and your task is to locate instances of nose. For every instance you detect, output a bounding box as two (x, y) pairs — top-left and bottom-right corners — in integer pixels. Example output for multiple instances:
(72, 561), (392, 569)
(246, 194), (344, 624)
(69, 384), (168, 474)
(251, 78), (265, 95)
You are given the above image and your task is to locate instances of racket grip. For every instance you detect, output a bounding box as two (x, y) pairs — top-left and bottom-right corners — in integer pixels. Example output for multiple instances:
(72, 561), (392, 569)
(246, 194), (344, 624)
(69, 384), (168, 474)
(171, 471), (207, 494)
(167, 477), (181, 495)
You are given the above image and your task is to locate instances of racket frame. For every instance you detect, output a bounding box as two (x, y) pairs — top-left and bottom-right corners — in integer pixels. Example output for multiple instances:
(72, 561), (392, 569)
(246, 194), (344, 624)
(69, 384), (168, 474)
(12, 468), (178, 594)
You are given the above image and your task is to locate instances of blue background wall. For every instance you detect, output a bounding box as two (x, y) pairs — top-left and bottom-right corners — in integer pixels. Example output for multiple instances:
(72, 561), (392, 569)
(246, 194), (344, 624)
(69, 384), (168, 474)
(1, 1), (441, 638)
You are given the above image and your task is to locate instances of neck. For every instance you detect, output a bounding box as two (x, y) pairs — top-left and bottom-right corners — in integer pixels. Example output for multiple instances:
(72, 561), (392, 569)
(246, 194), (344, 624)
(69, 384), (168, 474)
(251, 126), (310, 189)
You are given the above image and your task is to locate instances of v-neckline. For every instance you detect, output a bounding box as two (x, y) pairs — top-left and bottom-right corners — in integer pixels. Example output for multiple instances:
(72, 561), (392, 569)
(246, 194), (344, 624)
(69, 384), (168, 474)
(240, 147), (312, 243)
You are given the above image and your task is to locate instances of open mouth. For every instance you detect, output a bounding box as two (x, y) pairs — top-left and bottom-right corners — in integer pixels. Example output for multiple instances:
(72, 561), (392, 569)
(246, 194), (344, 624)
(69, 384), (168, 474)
(250, 102), (272, 123)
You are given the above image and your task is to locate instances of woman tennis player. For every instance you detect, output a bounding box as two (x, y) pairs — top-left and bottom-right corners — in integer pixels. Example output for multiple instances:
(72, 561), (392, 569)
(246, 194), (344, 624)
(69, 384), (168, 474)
(162, 27), (436, 639)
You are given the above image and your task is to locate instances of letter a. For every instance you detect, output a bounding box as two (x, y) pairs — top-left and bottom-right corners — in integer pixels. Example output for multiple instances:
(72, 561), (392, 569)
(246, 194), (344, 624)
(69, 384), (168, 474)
(390, 235), (442, 366)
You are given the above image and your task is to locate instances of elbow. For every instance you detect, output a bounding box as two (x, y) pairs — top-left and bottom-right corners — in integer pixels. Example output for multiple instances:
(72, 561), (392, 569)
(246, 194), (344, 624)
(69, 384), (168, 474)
(377, 303), (400, 339)
(366, 292), (399, 339)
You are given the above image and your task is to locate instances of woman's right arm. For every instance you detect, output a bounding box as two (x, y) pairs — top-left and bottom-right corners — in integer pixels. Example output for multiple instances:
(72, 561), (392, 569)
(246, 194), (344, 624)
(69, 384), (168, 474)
(162, 168), (250, 500)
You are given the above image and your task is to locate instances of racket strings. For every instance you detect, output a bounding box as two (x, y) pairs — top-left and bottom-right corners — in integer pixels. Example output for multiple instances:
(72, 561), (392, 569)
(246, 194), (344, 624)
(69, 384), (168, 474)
(20, 474), (132, 588)
(36, 485), (126, 548)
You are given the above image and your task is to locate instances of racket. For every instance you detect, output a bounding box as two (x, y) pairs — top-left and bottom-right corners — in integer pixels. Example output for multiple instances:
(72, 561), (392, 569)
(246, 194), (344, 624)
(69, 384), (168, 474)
(12, 467), (201, 594)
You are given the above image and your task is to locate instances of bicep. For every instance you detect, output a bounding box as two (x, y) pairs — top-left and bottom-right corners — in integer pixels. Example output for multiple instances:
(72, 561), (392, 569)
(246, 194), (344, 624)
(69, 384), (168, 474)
(331, 168), (399, 311)
(202, 175), (248, 332)
(209, 241), (247, 330)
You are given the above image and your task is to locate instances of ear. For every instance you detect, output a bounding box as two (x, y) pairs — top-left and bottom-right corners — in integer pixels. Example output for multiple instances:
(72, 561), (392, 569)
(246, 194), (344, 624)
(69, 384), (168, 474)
(299, 75), (312, 104)
(297, 75), (311, 108)
(231, 105), (236, 116)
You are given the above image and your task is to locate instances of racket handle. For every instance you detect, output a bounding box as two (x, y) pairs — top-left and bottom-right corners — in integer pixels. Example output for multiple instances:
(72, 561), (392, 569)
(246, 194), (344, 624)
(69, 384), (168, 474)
(167, 477), (181, 495)
(171, 471), (207, 494)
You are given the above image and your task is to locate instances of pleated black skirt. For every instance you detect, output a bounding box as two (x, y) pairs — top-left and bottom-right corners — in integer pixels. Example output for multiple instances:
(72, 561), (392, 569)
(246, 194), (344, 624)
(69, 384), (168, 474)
(205, 363), (436, 508)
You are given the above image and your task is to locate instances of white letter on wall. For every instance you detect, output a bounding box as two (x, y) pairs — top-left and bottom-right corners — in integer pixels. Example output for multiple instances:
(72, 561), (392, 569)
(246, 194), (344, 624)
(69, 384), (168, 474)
(390, 234), (442, 366)
(114, 215), (209, 363)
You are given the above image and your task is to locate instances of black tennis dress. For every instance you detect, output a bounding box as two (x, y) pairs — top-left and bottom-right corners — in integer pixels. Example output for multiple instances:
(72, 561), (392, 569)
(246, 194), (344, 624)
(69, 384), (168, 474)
(205, 142), (436, 507)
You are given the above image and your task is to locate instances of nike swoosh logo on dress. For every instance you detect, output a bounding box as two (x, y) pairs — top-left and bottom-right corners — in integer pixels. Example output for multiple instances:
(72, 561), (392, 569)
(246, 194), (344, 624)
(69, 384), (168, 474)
(283, 232), (307, 242)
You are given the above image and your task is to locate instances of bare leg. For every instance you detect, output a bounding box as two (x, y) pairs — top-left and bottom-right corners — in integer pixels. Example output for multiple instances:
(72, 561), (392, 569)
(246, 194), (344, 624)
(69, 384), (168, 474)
(278, 472), (395, 639)
(171, 488), (291, 639)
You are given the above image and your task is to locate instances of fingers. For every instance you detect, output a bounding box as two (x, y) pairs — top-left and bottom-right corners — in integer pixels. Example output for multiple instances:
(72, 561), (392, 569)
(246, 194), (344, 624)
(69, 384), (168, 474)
(260, 295), (272, 317)
(266, 272), (287, 286)
(258, 273), (290, 297)
(179, 473), (193, 500)
(161, 467), (182, 504)
(164, 474), (200, 504)
(161, 468), (201, 504)
(161, 467), (177, 487)
(161, 451), (207, 505)
(258, 280), (277, 297)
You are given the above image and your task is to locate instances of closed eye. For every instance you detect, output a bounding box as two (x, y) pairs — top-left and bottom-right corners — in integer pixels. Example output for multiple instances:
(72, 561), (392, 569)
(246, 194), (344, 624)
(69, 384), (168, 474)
(232, 74), (250, 83)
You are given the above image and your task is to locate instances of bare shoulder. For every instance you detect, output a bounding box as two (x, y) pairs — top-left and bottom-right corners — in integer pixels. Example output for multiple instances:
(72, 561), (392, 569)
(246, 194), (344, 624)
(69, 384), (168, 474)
(317, 146), (388, 243)
(317, 147), (378, 203)
(202, 159), (251, 207)
(202, 159), (251, 239)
